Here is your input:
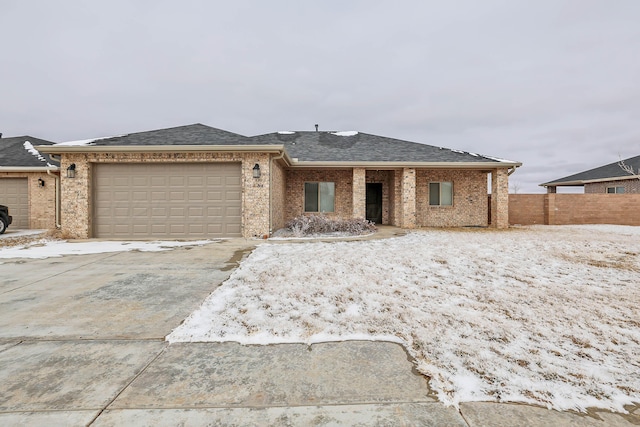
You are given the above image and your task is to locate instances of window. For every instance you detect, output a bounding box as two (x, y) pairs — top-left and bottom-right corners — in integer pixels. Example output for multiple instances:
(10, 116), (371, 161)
(607, 186), (625, 194)
(304, 182), (335, 212)
(429, 182), (453, 206)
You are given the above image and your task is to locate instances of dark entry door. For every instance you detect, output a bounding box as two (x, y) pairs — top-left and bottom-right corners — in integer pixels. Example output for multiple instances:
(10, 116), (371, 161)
(366, 183), (383, 224)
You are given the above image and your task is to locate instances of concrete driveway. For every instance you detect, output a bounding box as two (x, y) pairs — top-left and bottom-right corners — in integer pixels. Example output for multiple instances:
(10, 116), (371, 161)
(0, 237), (637, 426)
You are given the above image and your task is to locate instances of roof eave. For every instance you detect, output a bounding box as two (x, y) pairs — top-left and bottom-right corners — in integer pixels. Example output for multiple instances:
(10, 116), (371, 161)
(290, 160), (522, 169)
(0, 166), (61, 172)
(36, 144), (286, 154)
(541, 175), (638, 187)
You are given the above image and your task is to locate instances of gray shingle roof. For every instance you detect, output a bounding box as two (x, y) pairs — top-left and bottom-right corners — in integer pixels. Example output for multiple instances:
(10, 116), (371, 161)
(0, 136), (59, 167)
(48, 123), (519, 166)
(88, 123), (252, 146)
(542, 155), (640, 186)
(250, 131), (511, 163)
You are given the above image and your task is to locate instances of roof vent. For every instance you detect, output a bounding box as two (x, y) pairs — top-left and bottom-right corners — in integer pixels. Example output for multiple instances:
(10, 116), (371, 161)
(0, 133), (3, 138)
(315, 124), (318, 132)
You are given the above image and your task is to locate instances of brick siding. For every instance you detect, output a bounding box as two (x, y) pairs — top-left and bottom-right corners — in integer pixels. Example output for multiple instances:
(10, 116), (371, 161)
(508, 194), (545, 225)
(585, 179), (640, 194)
(509, 193), (640, 226)
(60, 152), (273, 239)
(285, 169), (353, 221)
(417, 169), (489, 227)
(0, 171), (58, 229)
(270, 160), (286, 232)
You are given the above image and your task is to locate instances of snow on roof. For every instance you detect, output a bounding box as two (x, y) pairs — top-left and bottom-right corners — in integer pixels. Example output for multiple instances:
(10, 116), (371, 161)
(483, 154), (519, 163)
(277, 131), (295, 135)
(331, 131), (358, 137)
(55, 135), (125, 146)
(23, 140), (55, 167)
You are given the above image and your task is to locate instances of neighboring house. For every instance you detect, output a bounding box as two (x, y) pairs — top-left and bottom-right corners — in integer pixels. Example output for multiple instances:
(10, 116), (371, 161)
(38, 123), (521, 239)
(0, 135), (60, 229)
(541, 155), (640, 194)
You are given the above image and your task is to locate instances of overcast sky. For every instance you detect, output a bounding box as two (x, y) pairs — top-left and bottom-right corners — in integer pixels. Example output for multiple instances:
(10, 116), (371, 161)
(2, 1), (639, 193)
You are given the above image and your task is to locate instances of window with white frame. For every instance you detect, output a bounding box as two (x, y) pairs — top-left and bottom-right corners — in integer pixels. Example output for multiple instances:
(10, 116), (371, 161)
(429, 182), (453, 206)
(606, 186), (625, 194)
(304, 182), (335, 212)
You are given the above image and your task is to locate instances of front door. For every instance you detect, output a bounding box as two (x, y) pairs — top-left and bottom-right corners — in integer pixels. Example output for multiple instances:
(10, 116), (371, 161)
(366, 183), (383, 224)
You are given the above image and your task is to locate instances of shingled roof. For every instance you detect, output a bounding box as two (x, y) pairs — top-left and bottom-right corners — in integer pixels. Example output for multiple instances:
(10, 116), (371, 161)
(542, 155), (640, 187)
(0, 136), (59, 168)
(58, 123), (252, 147)
(40, 123), (520, 167)
(250, 130), (515, 164)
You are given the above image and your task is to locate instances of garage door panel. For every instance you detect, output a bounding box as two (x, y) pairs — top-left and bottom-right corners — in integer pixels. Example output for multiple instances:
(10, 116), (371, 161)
(0, 178), (29, 228)
(169, 176), (185, 186)
(188, 191), (204, 201)
(226, 176), (241, 186)
(170, 192), (185, 201)
(94, 163), (241, 238)
(225, 224), (241, 234)
(225, 190), (241, 201)
(188, 176), (204, 186)
(113, 177), (131, 187)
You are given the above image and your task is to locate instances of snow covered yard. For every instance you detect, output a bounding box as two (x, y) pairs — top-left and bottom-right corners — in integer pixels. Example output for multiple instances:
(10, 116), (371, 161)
(168, 225), (640, 414)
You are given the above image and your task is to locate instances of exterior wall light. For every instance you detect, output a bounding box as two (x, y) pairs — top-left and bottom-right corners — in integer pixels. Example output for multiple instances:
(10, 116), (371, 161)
(38, 178), (45, 187)
(67, 164), (76, 178)
(253, 163), (261, 179)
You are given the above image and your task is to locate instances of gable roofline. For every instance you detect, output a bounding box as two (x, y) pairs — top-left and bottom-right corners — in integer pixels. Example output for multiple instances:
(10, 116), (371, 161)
(37, 124), (521, 168)
(540, 174), (639, 187)
(541, 154), (640, 187)
(250, 130), (520, 165)
(0, 135), (59, 167)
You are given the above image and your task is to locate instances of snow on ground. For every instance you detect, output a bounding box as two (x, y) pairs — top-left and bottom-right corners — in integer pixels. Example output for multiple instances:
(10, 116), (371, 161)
(168, 225), (640, 413)
(0, 239), (212, 260)
(0, 229), (47, 240)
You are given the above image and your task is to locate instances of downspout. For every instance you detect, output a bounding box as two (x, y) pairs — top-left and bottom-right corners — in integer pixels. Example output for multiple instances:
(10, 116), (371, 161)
(269, 150), (286, 235)
(46, 169), (61, 229)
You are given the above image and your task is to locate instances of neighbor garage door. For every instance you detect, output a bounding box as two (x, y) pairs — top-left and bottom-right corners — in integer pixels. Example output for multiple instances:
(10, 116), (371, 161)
(0, 178), (29, 228)
(94, 163), (242, 238)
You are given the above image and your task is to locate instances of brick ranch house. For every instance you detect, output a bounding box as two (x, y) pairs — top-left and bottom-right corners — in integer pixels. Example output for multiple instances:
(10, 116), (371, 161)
(36, 124), (521, 239)
(508, 154), (640, 226)
(541, 154), (640, 194)
(0, 135), (59, 229)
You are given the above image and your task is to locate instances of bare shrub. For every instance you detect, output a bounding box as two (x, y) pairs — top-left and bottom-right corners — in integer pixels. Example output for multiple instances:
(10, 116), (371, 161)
(284, 215), (376, 237)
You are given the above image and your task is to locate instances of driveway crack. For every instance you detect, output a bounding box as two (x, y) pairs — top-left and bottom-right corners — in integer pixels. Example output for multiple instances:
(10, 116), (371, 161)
(86, 342), (169, 426)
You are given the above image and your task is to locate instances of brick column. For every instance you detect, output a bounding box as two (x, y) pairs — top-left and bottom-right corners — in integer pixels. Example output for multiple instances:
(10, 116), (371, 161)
(352, 167), (366, 219)
(490, 168), (509, 228)
(401, 168), (417, 228)
(544, 193), (556, 225)
(61, 154), (91, 238)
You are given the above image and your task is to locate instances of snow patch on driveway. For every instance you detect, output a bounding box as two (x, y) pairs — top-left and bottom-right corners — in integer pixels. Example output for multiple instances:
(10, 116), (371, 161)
(0, 239), (213, 259)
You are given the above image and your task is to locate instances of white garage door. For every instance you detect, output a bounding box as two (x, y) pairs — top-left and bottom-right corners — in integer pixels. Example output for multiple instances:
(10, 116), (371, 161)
(94, 163), (242, 238)
(0, 178), (29, 228)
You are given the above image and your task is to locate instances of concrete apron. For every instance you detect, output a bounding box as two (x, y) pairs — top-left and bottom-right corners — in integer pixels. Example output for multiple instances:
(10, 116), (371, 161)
(0, 237), (638, 426)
